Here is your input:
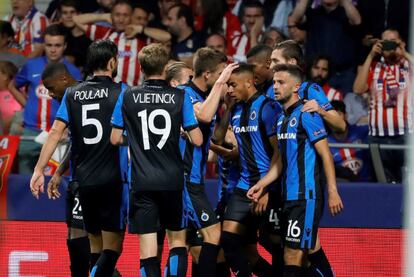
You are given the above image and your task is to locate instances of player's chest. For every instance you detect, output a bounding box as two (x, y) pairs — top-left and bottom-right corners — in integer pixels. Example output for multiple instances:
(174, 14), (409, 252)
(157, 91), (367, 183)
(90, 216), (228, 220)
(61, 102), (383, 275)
(231, 106), (260, 136)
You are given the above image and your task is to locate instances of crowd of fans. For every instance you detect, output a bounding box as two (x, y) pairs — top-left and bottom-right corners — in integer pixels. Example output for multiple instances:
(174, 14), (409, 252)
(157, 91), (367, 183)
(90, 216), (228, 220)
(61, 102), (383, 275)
(0, 0), (411, 183)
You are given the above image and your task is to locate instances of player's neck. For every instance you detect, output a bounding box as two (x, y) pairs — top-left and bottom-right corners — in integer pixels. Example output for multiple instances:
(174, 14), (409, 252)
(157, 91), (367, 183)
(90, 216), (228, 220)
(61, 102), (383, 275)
(283, 95), (300, 112)
(192, 77), (208, 92)
(245, 89), (258, 102)
(145, 74), (165, 81)
(93, 70), (113, 78)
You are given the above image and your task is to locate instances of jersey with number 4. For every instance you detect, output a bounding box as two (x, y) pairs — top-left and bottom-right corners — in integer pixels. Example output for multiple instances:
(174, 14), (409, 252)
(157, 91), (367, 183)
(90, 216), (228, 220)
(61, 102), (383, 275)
(56, 76), (126, 187)
(111, 79), (199, 191)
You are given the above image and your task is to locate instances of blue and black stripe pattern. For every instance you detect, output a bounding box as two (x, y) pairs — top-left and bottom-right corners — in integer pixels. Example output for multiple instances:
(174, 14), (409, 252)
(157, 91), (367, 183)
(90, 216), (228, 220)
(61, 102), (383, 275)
(230, 93), (281, 191)
(277, 101), (327, 201)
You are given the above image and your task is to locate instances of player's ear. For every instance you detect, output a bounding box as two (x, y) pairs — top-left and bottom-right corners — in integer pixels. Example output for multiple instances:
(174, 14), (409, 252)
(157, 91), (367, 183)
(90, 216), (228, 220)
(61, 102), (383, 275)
(108, 57), (117, 71)
(293, 82), (301, 93)
(170, 79), (179, 87)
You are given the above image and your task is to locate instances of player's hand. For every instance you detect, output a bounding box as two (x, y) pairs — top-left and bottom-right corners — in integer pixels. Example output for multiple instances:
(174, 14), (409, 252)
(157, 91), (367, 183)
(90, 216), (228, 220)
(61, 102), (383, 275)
(251, 192), (268, 215)
(328, 190), (344, 216)
(247, 182), (265, 202)
(30, 170), (45, 199)
(217, 63), (239, 85)
(47, 173), (62, 200)
(125, 24), (143, 39)
(301, 99), (322, 114)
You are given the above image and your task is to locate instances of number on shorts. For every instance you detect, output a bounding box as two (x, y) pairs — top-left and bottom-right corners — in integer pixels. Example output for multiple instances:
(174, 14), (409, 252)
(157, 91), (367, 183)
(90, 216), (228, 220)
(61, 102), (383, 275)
(72, 197), (82, 215)
(287, 220), (301, 238)
(269, 209), (279, 227)
(137, 109), (171, 150)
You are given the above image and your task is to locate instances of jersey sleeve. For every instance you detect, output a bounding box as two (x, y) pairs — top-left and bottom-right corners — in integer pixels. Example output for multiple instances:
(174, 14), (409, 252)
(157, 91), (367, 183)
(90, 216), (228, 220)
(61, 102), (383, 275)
(111, 89), (126, 129)
(303, 83), (333, 111)
(55, 89), (70, 125)
(183, 87), (201, 105)
(182, 92), (199, 131)
(261, 100), (281, 137)
(301, 112), (327, 144)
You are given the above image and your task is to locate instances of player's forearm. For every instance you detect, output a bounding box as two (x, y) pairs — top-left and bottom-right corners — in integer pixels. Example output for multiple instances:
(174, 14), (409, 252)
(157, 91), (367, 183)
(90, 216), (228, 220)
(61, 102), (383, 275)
(321, 150), (338, 194)
(353, 58), (372, 94)
(291, 0), (309, 24)
(211, 109), (231, 146)
(143, 27), (171, 42)
(341, 0), (361, 25)
(320, 109), (346, 132)
(55, 145), (71, 176)
(34, 125), (64, 173)
(9, 84), (27, 106)
(197, 82), (225, 123)
(257, 150), (282, 188)
(73, 13), (110, 32)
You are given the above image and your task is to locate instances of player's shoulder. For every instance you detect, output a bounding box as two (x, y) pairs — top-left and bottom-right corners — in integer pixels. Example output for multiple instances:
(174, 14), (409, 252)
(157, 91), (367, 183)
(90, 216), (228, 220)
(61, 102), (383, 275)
(26, 56), (46, 67)
(301, 110), (323, 123)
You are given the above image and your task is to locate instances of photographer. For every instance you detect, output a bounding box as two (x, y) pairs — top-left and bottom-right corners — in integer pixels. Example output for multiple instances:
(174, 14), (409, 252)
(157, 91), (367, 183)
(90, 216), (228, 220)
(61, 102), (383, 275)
(353, 29), (413, 183)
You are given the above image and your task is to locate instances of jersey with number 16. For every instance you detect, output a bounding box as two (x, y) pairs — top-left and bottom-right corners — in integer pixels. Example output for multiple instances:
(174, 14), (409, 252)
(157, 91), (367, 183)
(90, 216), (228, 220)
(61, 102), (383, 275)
(56, 76), (127, 187)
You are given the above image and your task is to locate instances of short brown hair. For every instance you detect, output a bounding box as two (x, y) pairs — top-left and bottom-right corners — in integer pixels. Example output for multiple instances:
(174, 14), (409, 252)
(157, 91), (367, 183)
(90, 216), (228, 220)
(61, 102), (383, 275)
(0, 61), (18, 79)
(274, 40), (304, 68)
(166, 61), (192, 84)
(193, 47), (227, 77)
(273, 63), (304, 83)
(138, 43), (170, 76)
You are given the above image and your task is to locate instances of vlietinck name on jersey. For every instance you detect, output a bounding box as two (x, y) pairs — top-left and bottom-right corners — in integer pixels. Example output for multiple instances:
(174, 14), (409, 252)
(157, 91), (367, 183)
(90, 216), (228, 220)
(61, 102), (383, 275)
(73, 88), (109, 101)
(132, 92), (176, 104)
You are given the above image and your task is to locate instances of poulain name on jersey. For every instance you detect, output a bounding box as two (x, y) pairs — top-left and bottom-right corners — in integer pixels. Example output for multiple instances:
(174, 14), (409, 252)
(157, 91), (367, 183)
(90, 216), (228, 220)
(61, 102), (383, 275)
(74, 88), (108, 101)
(133, 93), (175, 104)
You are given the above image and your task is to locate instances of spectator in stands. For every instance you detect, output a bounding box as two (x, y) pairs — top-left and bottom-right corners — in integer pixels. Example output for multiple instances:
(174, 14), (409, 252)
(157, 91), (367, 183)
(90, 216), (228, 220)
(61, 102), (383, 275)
(308, 55), (343, 101)
(58, 0), (92, 69)
(353, 29), (413, 183)
(246, 44), (273, 96)
(165, 3), (205, 66)
(11, 24), (81, 174)
(149, 0), (181, 30)
(194, 0), (242, 58)
(166, 61), (193, 87)
(0, 61), (22, 134)
(0, 20), (26, 68)
(206, 33), (227, 55)
(232, 0), (264, 62)
(287, 14), (306, 47)
(4, 0), (49, 58)
(328, 100), (373, 182)
(343, 92), (369, 126)
(290, 0), (361, 93)
(74, 0), (166, 86)
(260, 27), (285, 48)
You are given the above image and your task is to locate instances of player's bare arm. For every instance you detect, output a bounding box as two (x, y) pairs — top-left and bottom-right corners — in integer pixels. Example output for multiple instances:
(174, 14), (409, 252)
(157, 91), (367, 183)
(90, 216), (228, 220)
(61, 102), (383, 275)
(110, 128), (125, 146)
(47, 144), (71, 200)
(30, 120), (67, 199)
(187, 127), (203, 147)
(73, 13), (112, 33)
(125, 25), (171, 42)
(314, 138), (344, 216)
(247, 136), (282, 202)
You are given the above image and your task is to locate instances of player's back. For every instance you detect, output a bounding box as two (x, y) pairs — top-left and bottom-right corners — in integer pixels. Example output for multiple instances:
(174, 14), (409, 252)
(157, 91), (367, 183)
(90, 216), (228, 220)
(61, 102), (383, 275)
(58, 76), (124, 187)
(122, 79), (187, 191)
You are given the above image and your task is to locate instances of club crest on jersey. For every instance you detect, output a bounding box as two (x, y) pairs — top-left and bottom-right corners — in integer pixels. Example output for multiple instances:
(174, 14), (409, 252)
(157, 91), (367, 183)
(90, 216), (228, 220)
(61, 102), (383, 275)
(289, 117), (297, 127)
(118, 50), (134, 58)
(250, 110), (257, 120)
(35, 84), (51, 99)
(201, 211), (209, 222)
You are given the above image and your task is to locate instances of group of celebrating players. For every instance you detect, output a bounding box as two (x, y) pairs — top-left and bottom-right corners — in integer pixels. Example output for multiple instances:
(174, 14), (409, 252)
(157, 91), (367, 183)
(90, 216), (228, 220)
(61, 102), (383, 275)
(29, 38), (344, 277)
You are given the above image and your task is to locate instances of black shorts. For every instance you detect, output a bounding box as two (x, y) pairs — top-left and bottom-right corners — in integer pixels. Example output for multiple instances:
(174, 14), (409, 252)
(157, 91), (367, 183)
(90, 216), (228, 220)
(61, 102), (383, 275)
(78, 182), (127, 234)
(186, 226), (204, 247)
(260, 189), (282, 236)
(65, 181), (85, 230)
(281, 199), (323, 250)
(129, 190), (184, 234)
(183, 182), (219, 230)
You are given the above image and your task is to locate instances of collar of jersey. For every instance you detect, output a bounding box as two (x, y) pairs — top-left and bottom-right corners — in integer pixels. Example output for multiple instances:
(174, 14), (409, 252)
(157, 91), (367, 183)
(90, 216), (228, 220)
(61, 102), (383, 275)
(245, 91), (261, 105)
(143, 79), (168, 86)
(89, 75), (113, 83)
(188, 80), (208, 99)
(284, 100), (302, 116)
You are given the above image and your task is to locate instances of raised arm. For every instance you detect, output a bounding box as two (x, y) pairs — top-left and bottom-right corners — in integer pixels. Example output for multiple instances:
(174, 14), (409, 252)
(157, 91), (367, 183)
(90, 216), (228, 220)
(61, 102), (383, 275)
(353, 41), (381, 94)
(290, 0), (310, 24)
(125, 25), (171, 42)
(73, 13), (112, 33)
(340, 0), (361, 25)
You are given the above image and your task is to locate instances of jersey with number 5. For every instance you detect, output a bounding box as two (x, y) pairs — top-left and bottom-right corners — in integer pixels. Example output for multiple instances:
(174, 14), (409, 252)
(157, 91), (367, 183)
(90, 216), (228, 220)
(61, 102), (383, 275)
(111, 79), (199, 191)
(56, 76), (127, 187)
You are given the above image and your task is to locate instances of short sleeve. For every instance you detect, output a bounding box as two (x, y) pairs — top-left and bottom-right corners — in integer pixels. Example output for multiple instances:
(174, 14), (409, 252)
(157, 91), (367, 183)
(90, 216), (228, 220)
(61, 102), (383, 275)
(301, 112), (327, 144)
(179, 86), (200, 105)
(304, 82), (333, 111)
(111, 89), (126, 129)
(14, 63), (29, 88)
(66, 63), (82, 81)
(55, 89), (70, 125)
(261, 100), (282, 137)
(182, 92), (199, 130)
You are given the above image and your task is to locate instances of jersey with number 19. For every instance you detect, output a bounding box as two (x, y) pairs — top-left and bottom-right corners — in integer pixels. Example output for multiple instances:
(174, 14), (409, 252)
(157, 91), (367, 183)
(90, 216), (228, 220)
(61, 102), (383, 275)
(55, 76), (126, 187)
(111, 79), (199, 192)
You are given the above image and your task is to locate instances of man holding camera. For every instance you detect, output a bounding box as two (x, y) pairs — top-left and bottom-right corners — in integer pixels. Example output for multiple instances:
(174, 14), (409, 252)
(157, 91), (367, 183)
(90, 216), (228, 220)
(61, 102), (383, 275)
(353, 29), (413, 183)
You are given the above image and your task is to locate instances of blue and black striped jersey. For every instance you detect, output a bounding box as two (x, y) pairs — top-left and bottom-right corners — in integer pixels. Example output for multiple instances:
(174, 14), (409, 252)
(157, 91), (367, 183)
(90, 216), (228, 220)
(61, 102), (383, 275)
(277, 101), (327, 201)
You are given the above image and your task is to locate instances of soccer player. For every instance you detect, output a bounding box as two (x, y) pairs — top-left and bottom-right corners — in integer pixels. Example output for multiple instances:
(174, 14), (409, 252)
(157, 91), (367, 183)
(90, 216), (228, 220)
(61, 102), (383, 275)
(178, 47), (233, 277)
(30, 40), (127, 276)
(211, 63), (282, 277)
(110, 43), (203, 277)
(40, 63), (90, 277)
(248, 64), (344, 277)
(165, 61), (194, 87)
(269, 40), (346, 132)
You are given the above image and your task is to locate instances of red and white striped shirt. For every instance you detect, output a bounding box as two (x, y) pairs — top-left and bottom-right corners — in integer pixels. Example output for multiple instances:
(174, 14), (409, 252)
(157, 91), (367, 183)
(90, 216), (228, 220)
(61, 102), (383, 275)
(86, 25), (149, 86)
(322, 83), (343, 102)
(5, 8), (48, 57)
(367, 58), (413, 137)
